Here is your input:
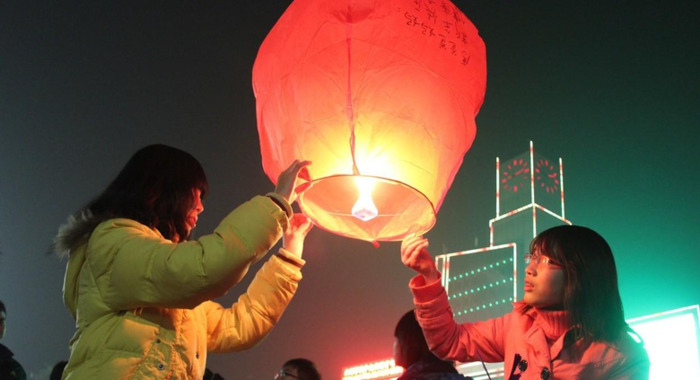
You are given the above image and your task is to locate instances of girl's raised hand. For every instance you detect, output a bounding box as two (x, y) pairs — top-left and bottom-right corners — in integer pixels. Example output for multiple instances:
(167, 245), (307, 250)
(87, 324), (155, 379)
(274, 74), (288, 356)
(401, 235), (439, 283)
(275, 160), (311, 204)
(282, 213), (314, 258)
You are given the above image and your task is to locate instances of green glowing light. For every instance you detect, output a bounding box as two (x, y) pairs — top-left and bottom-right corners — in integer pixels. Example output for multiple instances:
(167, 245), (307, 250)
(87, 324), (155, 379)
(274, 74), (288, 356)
(628, 307), (700, 378)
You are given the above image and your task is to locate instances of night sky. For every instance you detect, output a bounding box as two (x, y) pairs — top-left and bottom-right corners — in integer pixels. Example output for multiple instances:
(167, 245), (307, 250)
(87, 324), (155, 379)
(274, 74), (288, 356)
(1, 1), (698, 379)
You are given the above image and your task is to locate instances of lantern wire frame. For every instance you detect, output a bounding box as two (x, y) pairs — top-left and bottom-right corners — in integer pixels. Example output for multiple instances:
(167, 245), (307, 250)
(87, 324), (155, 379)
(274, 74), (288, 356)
(297, 174), (436, 242)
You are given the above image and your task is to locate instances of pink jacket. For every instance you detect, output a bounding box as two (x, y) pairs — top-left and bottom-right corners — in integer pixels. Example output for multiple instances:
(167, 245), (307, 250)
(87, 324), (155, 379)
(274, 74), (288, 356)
(410, 275), (649, 380)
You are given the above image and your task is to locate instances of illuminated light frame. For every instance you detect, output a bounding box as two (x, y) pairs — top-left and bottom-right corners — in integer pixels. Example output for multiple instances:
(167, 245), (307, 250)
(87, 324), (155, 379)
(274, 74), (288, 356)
(492, 141), (570, 246)
(436, 243), (518, 306)
(627, 304), (700, 379)
(455, 361), (506, 380)
(341, 359), (404, 380)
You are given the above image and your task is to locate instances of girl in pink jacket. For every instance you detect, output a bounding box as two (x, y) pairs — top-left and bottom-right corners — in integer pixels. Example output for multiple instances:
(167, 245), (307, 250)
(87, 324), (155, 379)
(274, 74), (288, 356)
(401, 225), (649, 380)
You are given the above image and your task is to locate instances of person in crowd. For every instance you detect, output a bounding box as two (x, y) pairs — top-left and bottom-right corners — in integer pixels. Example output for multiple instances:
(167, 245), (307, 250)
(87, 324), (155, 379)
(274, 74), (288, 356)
(50, 361), (68, 380)
(202, 367), (224, 380)
(274, 358), (321, 380)
(394, 309), (470, 379)
(0, 300), (26, 380)
(400, 225), (649, 379)
(53, 144), (313, 379)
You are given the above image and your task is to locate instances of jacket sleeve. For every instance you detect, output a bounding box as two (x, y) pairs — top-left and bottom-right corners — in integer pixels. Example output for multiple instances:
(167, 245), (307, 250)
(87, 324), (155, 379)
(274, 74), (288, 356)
(203, 250), (303, 352)
(410, 274), (508, 363)
(95, 195), (289, 310)
(604, 333), (650, 380)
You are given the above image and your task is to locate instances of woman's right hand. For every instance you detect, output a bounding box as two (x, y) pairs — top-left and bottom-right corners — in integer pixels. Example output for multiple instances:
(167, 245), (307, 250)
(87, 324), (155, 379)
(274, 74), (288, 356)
(275, 159), (311, 204)
(401, 235), (439, 283)
(282, 213), (314, 258)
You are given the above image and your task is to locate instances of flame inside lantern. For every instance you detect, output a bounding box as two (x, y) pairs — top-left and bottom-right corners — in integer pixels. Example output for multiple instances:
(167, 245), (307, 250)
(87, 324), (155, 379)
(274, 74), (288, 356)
(351, 176), (379, 222)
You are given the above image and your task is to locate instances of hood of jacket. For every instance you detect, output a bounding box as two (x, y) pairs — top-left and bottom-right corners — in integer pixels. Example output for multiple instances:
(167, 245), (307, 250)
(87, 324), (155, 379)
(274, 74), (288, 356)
(62, 218), (167, 321)
(63, 242), (87, 320)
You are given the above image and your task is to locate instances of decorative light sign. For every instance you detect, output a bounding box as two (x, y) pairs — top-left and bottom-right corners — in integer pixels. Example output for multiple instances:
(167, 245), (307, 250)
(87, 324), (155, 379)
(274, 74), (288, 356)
(628, 305), (700, 379)
(342, 359), (403, 380)
(253, 0), (486, 242)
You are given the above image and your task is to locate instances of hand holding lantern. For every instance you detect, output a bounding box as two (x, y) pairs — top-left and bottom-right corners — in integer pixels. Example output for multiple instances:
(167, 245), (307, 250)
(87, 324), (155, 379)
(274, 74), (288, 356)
(401, 235), (439, 283)
(283, 214), (314, 257)
(274, 160), (312, 204)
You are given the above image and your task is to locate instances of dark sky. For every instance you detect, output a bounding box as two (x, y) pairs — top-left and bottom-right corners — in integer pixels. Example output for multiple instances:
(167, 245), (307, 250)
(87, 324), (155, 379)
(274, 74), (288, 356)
(1, 1), (698, 379)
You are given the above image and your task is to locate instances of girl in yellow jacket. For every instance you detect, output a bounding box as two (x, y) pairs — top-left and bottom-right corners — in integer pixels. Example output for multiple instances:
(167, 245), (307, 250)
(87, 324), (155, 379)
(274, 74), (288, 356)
(53, 144), (313, 380)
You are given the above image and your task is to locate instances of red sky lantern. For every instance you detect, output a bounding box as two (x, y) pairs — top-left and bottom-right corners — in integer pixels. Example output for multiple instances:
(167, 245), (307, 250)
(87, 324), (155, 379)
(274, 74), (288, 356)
(253, 0), (486, 243)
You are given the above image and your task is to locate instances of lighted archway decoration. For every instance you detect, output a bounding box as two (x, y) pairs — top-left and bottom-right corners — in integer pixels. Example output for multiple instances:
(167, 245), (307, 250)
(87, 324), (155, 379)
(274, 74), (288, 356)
(253, 0), (486, 242)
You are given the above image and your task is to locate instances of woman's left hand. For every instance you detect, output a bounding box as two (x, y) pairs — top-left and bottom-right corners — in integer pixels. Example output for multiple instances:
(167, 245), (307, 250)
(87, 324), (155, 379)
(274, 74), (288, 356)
(282, 214), (313, 258)
(275, 160), (312, 204)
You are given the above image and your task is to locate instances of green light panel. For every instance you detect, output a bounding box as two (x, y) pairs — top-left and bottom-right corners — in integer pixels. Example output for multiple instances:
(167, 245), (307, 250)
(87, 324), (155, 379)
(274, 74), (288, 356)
(627, 305), (700, 379)
(439, 245), (517, 324)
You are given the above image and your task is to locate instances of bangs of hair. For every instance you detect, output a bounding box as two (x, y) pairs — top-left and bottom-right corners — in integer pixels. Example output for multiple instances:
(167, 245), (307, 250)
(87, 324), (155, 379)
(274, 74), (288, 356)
(529, 229), (565, 264)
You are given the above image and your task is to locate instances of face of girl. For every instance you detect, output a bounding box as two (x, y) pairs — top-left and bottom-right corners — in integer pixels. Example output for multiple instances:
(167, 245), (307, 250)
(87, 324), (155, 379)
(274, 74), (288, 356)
(523, 249), (566, 310)
(185, 189), (204, 235)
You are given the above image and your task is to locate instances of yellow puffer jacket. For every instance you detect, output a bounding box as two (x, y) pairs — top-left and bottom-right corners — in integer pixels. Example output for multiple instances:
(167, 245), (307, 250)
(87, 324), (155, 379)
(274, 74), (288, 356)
(61, 195), (304, 380)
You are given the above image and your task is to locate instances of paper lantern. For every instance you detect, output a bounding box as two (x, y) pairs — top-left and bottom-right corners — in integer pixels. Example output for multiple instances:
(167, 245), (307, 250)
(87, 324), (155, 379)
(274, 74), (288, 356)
(253, 0), (486, 242)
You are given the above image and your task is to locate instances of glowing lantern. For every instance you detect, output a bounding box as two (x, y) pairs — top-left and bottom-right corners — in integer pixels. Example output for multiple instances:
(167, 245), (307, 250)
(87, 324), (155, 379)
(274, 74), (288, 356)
(253, 0), (486, 242)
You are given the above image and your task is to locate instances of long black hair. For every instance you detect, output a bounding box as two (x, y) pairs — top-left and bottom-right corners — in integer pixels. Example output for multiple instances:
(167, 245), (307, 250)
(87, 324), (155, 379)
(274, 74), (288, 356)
(529, 225), (628, 343)
(394, 309), (432, 367)
(54, 144), (208, 253)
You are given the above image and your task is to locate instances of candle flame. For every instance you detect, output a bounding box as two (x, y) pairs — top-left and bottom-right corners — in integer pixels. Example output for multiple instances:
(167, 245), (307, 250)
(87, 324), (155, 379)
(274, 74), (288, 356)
(351, 176), (378, 221)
